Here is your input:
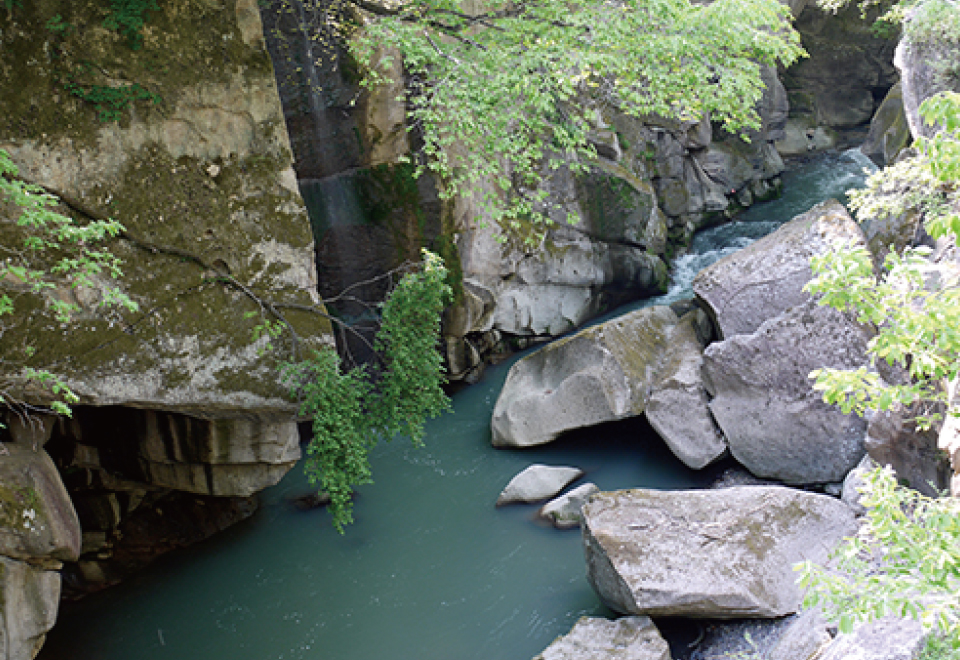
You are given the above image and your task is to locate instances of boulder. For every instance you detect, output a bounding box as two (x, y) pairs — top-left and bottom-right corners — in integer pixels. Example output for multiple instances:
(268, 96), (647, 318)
(496, 465), (584, 506)
(703, 301), (872, 484)
(894, 12), (960, 142)
(939, 394), (960, 497)
(819, 617), (926, 660)
(864, 405), (952, 497)
(533, 616), (670, 660)
(860, 82), (912, 165)
(768, 610), (833, 660)
(582, 486), (857, 618)
(0, 0), (332, 418)
(491, 306), (678, 447)
(693, 199), (866, 339)
(646, 310), (726, 469)
(0, 443), (80, 566)
(539, 483), (600, 529)
(0, 555), (61, 660)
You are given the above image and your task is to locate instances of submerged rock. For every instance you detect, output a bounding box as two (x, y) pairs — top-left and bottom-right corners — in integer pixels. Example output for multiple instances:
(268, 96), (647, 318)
(581, 486), (857, 618)
(703, 301), (872, 484)
(533, 616), (671, 660)
(539, 483), (600, 529)
(496, 465), (584, 506)
(491, 306), (678, 447)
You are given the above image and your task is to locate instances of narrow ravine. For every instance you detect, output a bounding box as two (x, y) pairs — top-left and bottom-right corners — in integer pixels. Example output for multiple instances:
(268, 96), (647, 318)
(38, 150), (874, 660)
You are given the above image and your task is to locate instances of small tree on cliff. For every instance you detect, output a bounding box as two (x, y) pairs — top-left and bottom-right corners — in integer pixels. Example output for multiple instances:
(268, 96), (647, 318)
(282, 251), (451, 533)
(0, 150), (138, 425)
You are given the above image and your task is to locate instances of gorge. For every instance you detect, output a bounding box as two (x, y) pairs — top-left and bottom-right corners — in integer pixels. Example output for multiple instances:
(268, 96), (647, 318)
(0, 0), (958, 658)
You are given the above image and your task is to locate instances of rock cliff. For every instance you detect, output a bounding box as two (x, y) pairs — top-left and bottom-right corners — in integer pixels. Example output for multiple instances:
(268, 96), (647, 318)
(0, 1), (331, 655)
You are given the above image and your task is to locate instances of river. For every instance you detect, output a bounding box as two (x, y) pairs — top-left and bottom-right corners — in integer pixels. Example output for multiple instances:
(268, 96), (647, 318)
(39, 150), (875, 660)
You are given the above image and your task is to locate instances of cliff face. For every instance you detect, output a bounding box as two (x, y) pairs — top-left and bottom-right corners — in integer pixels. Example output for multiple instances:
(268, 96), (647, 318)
(0, 0), (330, 415)
(0, 2), (331, 655)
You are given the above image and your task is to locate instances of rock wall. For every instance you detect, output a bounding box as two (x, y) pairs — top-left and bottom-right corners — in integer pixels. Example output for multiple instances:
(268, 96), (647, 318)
(446, 71), (789, 380)
(258, 0), (793, 382)
(777, 3), (899, 156)
(0, 1), (332, 656)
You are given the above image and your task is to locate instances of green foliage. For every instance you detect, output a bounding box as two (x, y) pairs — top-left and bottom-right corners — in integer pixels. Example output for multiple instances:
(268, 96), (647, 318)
(341, 0), (804, 245)
(903, 0), (960, 46)
(62, 79), (161, 122)
(805, 92), (960, 428)
(0, 148), (137, 419)
(800, 93), (960, 649)
(283, 251), (451, 532)
(45, 15), (74, 36)
(797, 467), (960, 643)
(104, 0), (159, 50)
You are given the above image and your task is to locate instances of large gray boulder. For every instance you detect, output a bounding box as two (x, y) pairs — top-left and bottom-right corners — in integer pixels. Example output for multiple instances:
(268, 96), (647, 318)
(491, 306), (679, 447)
(496, 465), (584, 506)
(864, 405), (952, 497)
(582, 486), (857, 618)
(768, 610), (833, 660)
(692, 199), (866, 339)
(646, 309), (726, 469)
(860, 82), (912, 166)
(533, 616), (671, 660)
(703, 301), (872, 484)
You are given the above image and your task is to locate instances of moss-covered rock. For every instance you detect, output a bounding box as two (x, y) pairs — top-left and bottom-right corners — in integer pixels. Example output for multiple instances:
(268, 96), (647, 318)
(490, 305), (679, 447)
(0, 0), (332, 417)
(0, 443), (80, 567)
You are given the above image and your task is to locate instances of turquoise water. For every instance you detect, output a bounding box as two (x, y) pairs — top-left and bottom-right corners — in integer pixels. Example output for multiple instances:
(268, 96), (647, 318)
(39, 150), (874, 660)
(41, 359), (711, 660)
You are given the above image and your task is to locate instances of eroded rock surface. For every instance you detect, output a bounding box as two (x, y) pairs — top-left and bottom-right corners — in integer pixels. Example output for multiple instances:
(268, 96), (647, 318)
(491, 306), (678, 447)
(646, 309), (726, 469)
(692, 199), (865, 340)
(0, 0), (332, 417)
(703, 301), (872, 484)
(582, 486), (857, 618)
